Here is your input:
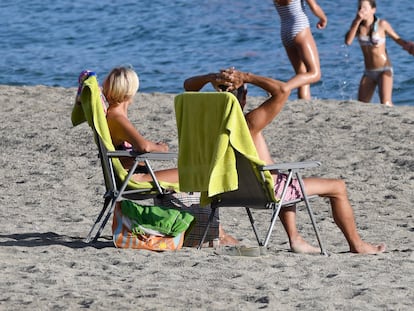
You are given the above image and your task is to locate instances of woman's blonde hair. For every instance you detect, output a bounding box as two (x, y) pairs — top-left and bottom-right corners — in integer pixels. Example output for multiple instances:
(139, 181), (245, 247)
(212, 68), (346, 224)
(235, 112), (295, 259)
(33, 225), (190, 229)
(102, 67), (139, 105)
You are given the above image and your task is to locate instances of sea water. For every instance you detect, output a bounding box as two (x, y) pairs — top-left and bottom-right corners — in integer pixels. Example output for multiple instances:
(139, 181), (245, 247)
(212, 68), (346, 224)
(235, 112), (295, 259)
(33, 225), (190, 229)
(0, 0), (413, 105)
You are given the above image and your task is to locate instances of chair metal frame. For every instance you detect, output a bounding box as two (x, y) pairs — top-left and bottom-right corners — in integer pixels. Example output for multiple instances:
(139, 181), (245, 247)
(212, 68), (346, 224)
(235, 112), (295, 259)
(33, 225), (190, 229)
(85, 131), (177, 243)
(199, 153), (327, 255)
(73, 74), (178, 243)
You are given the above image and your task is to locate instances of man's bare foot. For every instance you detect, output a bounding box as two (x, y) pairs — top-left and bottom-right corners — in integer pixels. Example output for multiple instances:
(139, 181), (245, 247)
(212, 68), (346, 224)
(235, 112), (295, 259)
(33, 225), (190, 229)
(290, 236), (321, 254)
(350, 242), (386, 254)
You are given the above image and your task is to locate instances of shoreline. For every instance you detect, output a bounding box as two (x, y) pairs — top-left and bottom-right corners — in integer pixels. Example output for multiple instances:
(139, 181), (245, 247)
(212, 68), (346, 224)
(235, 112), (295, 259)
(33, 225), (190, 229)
(1, 83), (414, 107)
(0, 85), (413, 310)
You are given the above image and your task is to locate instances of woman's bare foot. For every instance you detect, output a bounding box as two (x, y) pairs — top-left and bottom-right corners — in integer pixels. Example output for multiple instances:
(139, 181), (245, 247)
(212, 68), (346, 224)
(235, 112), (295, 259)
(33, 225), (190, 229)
(219, 234), (239, 246)
(350, 242), (386, 254)
(290, 236), (321, 254)
(218, 225), (239, 246)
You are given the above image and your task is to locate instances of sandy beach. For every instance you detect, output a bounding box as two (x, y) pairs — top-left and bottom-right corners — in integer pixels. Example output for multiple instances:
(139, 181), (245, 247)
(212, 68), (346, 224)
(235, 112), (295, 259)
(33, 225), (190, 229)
(0, 85), (413, 310)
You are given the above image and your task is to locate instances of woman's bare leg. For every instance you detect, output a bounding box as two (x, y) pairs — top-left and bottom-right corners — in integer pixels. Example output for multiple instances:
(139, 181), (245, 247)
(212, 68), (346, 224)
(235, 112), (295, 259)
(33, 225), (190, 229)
(358, 75), (376, 103)
(218, 226), (239, 246)
(378, 70), (393, 106)
(283, 28), (321, 99)
(132, 168), (179, 183)
(284, 46), (311, 99)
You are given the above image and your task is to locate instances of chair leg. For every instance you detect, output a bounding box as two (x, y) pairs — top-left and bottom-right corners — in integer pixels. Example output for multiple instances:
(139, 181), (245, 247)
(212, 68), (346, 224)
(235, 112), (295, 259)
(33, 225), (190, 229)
(262, 202), (284, 248)
(262, 171), (295, 248)
(296, 172), (328, 256)
(92, 199), (118, 242)
(245, 207), (264, 246)
(90, 161), (139, 242)
(84, 196), (111, 243)
(197, 205), (217, 249)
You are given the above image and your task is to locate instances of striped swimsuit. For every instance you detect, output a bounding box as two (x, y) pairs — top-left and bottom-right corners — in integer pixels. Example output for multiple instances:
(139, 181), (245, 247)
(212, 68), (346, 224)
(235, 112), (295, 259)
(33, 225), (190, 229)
(274, 0), (310, 47)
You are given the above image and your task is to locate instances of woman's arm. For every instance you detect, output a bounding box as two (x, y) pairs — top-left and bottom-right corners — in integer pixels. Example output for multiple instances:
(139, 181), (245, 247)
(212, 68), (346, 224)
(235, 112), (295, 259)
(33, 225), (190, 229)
(345, 13), (363, 45)
(381, 19), (407, 47)
(305, 0), (327, 29)
(403, 41), (414, 55)
(108, 114), (168, 153)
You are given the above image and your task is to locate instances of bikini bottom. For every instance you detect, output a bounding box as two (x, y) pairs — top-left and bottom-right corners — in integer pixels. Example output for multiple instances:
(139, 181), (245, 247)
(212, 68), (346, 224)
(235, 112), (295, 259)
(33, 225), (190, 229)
(363, 67), (393, 83)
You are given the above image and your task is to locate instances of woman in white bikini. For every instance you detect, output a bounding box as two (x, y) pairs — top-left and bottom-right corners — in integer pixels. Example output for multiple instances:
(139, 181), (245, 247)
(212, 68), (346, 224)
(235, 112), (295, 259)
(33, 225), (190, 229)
(273, 0), (327, 100)
(345, 0), (408, 106)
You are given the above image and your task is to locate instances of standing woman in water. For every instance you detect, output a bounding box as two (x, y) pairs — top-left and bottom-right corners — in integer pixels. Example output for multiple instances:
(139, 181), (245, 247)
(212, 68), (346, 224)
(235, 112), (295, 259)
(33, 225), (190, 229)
(273, 0), (327, 99)
(345, 0), (408, 106)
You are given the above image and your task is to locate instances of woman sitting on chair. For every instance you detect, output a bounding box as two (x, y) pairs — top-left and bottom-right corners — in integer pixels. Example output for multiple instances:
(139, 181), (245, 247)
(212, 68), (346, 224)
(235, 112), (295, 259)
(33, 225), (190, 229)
(103, 66), (177, 183)
(184, 68), (385, 254)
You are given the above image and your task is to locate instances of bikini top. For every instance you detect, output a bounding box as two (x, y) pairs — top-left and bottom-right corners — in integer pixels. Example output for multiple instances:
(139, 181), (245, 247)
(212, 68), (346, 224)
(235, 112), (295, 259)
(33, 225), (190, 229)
(358, 16), (386, 47)
(358, 34), (386, 46)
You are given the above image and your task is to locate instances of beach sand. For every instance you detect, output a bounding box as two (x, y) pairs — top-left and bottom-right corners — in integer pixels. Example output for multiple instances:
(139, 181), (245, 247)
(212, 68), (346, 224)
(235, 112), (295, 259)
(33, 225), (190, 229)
(0, 85), (413, 310)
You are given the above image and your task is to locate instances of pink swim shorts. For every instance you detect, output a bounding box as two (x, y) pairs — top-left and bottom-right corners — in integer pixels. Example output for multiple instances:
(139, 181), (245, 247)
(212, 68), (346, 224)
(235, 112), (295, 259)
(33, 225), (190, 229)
(274, 173), (303, 201)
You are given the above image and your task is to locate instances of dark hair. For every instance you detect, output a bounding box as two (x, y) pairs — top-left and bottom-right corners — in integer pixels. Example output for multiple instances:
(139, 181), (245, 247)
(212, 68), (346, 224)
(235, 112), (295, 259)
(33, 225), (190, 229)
(218, 84), (247, 102)
(218, 84), (228, 92)
(358, 0), (376, 9)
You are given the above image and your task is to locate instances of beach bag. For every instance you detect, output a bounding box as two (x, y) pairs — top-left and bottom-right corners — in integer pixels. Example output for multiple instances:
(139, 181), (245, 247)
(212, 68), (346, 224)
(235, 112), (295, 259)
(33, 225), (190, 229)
(112, 200), (195, 251)
(154, 192), (220, 247)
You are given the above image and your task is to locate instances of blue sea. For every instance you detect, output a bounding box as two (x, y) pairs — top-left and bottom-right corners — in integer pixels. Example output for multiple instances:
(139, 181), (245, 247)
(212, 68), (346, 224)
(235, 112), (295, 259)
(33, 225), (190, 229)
(0, 0), (413, 105)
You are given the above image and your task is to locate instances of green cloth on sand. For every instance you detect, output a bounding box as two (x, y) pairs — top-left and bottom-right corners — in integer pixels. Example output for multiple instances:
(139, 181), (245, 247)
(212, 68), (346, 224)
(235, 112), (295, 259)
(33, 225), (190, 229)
(121, 200), (195, 237)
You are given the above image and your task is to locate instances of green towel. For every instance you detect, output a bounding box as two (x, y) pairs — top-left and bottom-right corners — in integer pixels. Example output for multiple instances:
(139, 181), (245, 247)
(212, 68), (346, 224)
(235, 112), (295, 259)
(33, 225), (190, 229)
(175, 92), (275, 205)
(77, 76), (114, 150)
(71, 75), (179, 192)
(121, 200), (195, 237)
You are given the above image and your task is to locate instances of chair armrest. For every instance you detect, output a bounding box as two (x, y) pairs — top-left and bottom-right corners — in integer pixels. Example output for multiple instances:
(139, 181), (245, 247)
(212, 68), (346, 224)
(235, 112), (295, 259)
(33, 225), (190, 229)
(106, 151), (177, 161)
(260, 161), (321, 171)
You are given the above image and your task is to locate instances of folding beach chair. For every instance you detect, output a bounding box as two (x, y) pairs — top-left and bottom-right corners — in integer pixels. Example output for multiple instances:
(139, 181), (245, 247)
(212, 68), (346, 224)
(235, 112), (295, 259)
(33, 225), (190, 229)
(71, 74), (179, 243)
(174, 92), (327, 255)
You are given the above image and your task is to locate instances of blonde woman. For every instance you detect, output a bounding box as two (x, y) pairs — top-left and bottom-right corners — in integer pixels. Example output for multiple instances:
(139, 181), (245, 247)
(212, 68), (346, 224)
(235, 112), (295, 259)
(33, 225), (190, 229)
(103, 66), (177, 183)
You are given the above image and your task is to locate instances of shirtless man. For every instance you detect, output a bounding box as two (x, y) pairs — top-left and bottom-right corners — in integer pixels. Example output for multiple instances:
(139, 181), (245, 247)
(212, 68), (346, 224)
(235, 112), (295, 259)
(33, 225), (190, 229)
(184, 68), (386, 254)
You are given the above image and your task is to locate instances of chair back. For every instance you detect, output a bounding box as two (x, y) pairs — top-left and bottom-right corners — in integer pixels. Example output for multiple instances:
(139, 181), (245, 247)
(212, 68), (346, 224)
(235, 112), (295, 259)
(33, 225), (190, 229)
(95, 132), (118, 194)
(217, 152), (275, 209)
(174, 92), (275, 207)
